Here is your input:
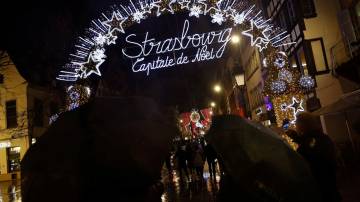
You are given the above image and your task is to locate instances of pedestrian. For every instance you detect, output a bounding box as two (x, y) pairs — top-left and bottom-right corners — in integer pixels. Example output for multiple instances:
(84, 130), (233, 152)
(7, 182), (16, 202)
(295, 112), (341, 202)
(193, 143), (204, 180)
(204, 143), (217, 178)
(175, 145), (189, 181)
(165, 153), (172, 175)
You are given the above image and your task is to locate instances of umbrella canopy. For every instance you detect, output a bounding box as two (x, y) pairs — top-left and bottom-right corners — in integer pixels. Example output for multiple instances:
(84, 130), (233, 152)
(21, 96), (177, 202)
(206, 115), (321, 202)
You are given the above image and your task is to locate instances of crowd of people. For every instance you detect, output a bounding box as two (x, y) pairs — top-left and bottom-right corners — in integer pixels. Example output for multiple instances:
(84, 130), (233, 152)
(165, 138), (220, 182)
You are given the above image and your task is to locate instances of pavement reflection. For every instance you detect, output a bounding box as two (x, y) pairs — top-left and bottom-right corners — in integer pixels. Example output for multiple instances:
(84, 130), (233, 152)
(161, 164), (221, 202)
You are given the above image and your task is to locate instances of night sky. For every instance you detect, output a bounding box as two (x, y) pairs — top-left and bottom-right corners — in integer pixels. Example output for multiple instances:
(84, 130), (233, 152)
(1, 0), (240, 112)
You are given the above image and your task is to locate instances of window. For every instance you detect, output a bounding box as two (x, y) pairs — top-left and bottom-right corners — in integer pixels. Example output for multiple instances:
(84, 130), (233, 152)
(309, 38), (329, 74)
(34, 98), (44, 127)
(6, 100), (17, 128)
(7, 147), (21, 172)
(302, 0), (316, 18)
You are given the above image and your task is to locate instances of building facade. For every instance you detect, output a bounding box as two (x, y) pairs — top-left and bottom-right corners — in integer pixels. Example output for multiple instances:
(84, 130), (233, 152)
(0, 52), (55, 181)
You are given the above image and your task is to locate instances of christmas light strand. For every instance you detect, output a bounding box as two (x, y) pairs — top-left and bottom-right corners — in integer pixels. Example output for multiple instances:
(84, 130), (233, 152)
(56, 0), (294, 82)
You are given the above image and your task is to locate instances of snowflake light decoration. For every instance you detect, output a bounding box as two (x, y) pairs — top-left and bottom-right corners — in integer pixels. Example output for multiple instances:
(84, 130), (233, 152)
(189, 5), (203, 18)
(232, 12), (246, 25)
(271, 80), (287, 94)
(132, 10), (146, 23)
(92, 48), (106, 62)
(94, 34), (107, 46)
(211, 11), (225, 25)
(299, 75), (315, 89)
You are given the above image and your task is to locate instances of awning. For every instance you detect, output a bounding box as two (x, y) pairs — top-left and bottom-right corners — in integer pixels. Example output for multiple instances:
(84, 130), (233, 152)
(313, 89), (360, 115)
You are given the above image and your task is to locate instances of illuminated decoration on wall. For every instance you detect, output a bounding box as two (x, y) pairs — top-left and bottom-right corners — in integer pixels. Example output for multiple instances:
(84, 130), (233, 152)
(299, 75), (315, 89)
(263, 47), (314, 126)
(270, 80), (287, 94)
(66, 85), (91, 111)
(49, 113), (60, 125)
(190, 110), (201, 123)
(179, 108), (212, 138)
(278, 69), (293, 83)
(271, 94), (305, 127)
(287, 97), (304, 123)
(56, 0), (295, 82)
(273, 51), (287, 68)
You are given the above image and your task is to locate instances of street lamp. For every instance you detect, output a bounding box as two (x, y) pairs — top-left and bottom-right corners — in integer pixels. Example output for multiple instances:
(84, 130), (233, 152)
(213, 84), (222, 93)
(210, 102), (216, 107)
(231, 34), (240, 44)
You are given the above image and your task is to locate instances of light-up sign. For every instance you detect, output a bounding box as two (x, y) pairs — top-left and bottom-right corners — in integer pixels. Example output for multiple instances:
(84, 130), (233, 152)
(122, 19), (232, 76)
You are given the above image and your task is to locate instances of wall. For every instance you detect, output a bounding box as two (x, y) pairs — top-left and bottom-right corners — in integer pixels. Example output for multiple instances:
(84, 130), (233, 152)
(0, 53), (29, 177)
(303, 0), (347, 107)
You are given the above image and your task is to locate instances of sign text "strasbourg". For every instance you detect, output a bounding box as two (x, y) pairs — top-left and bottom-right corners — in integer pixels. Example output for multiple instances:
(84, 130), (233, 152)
(122, 19), (232, 75)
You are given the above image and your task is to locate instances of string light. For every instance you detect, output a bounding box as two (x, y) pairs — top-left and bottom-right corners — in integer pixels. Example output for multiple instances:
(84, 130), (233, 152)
(56, 0), (295, 82)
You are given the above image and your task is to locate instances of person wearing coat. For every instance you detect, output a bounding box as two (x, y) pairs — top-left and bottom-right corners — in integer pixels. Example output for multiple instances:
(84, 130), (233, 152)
(295, 113), (341, 202)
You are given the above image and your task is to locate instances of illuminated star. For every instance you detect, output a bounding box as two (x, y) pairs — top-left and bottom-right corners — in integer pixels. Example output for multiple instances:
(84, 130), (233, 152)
(178, 0), (191, 9)
(162, 0), (176, 14)
(196, 0), (209, 14)
(288, 97), (304, 115)
(256, 38), (270, 52)
(106, 31), (118, 45)
(103, 12), (126, 34)
(242, 20), (269, 50)
(76, 55), (104, 78)
(149, 0), (162, 16)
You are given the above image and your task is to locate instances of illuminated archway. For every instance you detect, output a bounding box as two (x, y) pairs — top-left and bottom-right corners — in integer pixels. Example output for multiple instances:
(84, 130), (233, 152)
(53, 0), (314, 126)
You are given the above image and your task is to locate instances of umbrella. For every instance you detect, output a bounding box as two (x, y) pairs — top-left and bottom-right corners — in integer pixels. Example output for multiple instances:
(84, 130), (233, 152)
(21, 96), (177, 202)
(206, 115), (321, 202)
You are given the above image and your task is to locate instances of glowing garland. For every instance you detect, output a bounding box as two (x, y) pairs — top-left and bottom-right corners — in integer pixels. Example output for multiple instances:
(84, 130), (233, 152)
(56, 0), (295, 82)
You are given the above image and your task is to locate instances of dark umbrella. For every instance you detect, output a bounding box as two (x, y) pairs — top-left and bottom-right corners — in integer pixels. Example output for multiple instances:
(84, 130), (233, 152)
(21, 97), (177, 202)
(206, 115), (322, 202)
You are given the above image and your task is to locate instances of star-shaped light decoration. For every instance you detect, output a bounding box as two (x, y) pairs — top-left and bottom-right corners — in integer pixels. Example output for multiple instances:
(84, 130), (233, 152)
(280, 103), (288, 111)
(178, 0), (191, 10)
(77, 55), (104, 78)
(132, 10), (146, 23)
(256, 38), (270, 52)
(196, 0), (209, 14)
(211, 11), (225, 25)
(103, 12), (127, 34)
(189, 5), (203, 18)
(288, 97), (304, 115)
(106, 32), (118, 45)
(161, 0), (177, 14)
(242, 20), (270, 51)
